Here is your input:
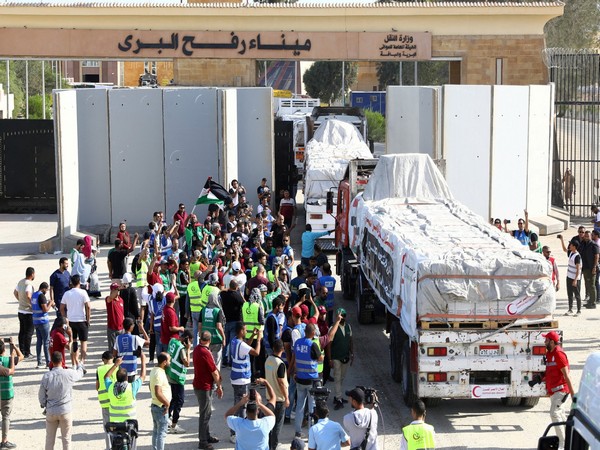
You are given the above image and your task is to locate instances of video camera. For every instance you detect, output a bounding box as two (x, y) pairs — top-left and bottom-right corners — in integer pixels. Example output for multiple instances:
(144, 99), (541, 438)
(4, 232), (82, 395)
(310, 380), (331, 402)
(106, 420), (138, 450)
(357, 385), (379, 408)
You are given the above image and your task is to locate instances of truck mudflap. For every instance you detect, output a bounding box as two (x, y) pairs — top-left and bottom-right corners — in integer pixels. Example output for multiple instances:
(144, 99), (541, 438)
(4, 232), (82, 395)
(415, 328), (553, 402)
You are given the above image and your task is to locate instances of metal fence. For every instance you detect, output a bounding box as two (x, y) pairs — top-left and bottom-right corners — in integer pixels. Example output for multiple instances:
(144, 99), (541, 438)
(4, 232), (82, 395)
(543, 48), (600, 219)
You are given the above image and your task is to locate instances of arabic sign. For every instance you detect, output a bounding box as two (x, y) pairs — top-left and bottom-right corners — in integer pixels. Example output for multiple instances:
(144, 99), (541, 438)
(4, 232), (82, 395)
(0, 28), (431, 60)
(471, 385), (508, 398)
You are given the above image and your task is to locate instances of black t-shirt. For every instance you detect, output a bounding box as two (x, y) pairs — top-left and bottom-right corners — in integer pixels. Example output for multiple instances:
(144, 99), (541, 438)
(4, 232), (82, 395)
(578, 240), (599, 270)
(38, 292), (48, 306)
(120, 286), (140, 320)
(108, 249), (129, 279)
(220, 290), (245, 322)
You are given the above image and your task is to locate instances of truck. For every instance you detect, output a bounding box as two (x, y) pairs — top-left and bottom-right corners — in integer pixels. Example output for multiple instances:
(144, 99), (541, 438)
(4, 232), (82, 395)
(335, 154), (559, 406)
(538, 352), (600, 450)
(303, 119), (372, 249)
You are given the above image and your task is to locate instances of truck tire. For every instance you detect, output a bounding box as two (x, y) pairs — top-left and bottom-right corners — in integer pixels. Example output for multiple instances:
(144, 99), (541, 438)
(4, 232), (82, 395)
(501, 397), (522, 407)
(520, 397), (540, 408)
(342, 271), (352, 300)
(389, 321), (404, 383)
(355, 278), (374, 324)
(424, 398), (442, 407)
(401, 340), (417, 406)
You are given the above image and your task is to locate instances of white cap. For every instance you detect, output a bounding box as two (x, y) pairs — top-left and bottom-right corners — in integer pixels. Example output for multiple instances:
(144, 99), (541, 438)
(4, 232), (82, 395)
(232, 261), (241, 272)
(121, 273), (133, 284)
(298, 283), (308, 290)
(152, 283), (165, 295)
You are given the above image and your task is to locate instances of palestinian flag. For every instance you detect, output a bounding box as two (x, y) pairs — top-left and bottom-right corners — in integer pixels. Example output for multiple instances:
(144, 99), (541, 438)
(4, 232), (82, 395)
(196, 178), (232, 206)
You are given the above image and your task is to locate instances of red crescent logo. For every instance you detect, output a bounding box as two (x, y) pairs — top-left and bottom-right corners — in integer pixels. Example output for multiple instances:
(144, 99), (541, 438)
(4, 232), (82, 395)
(472, 385), (482, 398)
(506, 303), (517, 315)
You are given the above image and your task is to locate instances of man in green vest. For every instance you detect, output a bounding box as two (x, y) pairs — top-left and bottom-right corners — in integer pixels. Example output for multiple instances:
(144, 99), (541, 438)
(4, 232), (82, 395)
(400, 399), (436, 450)
(165, 330), (193, 435)
(96, 351), (117, 450)
(200, 291), (226, 370)
(0, 338), (23, 449)
(243, 288), (266, 379)
(329, 308), (353, 410)
(187, 270), (204, 347)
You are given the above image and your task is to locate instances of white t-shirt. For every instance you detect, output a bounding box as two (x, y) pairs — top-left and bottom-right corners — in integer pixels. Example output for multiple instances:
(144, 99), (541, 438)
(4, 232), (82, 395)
(15, 283), (34, 315)
(231, 340), (252, 385)
(61, 287), (90, 322)
(595, 211), (600, 226)
(224, 273), (247, 293)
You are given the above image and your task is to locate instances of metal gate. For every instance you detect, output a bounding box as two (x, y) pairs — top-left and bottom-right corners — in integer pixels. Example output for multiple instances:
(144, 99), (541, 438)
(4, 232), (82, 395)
(0, 120), (56, 213)
(273, 120), (296, 206)
(543, 49), (600, 219)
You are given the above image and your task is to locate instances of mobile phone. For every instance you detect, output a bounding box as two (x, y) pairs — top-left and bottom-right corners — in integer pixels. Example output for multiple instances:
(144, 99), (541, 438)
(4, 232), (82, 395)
(3, 338), (10, 343)
(249, 388), (257, 401)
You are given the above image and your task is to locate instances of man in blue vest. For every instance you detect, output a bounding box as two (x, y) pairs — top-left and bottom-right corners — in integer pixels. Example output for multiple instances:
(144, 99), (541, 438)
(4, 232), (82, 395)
(113, 318), (149, 383)
(228, 322), (262, 444)
(291, 323), (323, 439)
(264, 297), (285, 357)
(32, 282), (53, 368)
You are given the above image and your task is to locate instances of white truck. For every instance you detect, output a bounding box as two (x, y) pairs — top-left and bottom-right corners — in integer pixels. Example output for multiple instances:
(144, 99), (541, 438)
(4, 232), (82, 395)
(303, 119), (372, 248)
(335, 154), (559, 406)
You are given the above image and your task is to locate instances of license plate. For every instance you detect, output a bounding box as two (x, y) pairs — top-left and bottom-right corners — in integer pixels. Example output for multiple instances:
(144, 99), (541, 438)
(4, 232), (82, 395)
(479, 345), (500, 356)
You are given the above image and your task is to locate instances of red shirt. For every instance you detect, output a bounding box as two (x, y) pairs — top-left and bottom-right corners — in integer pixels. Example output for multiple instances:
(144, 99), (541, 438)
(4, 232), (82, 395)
(545, 346), (570, 395)
(147, 272), (162, 294)
(193, 345), (217, 391)
(161, 305), (179, 345)
(49, 329), (68, 368)
(106, 295), (125, 330)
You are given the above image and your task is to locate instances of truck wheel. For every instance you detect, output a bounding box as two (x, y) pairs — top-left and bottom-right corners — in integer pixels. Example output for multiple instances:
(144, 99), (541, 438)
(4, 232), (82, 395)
(520, 397), (540, 408)
(355, 278), (374, 324)
(389, 321), (403, 383)
(424, 398), (442, 407)
(342, 272), (352, 300)
(401, 340), (417, 406)
(500, 397), (522, 407)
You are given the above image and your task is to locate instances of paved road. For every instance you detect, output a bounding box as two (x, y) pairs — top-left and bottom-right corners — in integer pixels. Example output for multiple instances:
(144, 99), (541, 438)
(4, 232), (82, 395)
(0, 213), (598, 449)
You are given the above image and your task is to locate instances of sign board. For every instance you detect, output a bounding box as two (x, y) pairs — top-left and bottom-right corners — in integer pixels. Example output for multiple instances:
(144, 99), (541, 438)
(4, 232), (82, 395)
(0, 29), (432, 61)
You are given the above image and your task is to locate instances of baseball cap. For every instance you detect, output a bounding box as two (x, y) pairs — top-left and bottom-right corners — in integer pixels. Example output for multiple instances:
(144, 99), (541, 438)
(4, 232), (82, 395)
(273, 257), (282, 266)
(165, 292), (176, 303)
(258, 284), (268, 292)
(121, 273), (133, 284)
(290, 437), (305, 450)
(291, 306), (302, 317)
(300, 304), (309, 316)
(152, 283), (165, 295)
(160, 259), (170, 265)
(337, 307), (347, 317)
(232, 261), (241, 271)
(110, 282), (120, 291)
(542, 331), (561, 343)
(345, 387), (365, 404)
(318, 305), (327, 314)
(298, 283), (308, 291)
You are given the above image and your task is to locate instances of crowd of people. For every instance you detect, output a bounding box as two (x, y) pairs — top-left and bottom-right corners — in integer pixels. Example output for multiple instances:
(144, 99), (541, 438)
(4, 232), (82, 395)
(6, 177), (402, 450)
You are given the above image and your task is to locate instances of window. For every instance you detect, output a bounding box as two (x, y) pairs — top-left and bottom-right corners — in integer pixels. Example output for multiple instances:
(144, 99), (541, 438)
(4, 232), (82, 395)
(144, 62), (157, 76)
(371, 95), (378, 102)
(81, 60), (100, 67)
(355, 97), (363, 104)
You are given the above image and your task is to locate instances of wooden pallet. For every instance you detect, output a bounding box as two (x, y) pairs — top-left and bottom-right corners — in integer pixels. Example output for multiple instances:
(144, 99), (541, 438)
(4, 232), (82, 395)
(420, 319), (559, 330)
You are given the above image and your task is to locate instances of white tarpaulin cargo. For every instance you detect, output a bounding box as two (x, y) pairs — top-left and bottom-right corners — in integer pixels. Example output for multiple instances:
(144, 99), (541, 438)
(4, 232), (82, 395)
(351, 154), (555, 339)
(304, 119), (372, 201)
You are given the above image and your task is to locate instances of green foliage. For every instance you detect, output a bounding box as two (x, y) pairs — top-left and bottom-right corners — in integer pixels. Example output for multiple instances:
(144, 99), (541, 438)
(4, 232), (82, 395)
(545, 0), (600, 49)
(365, 109), (386, 143)
(28, 94), (53, 120)
(303, 61), (358, 104)
(376, 61), (450, 89)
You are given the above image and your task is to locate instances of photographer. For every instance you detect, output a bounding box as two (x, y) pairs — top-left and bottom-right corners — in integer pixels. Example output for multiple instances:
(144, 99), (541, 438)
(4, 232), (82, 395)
(342, 388), (378, 450)
(225, 390), (274, 450)
(308, 400), (350, 450)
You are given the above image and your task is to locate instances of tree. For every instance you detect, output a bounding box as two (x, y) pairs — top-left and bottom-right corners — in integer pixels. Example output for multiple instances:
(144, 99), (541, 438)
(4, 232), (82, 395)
(545, 0), (600, 49)
(28, 94), (53, 120)
(365, 109), (385, 144)
(303, 61), (358, 104)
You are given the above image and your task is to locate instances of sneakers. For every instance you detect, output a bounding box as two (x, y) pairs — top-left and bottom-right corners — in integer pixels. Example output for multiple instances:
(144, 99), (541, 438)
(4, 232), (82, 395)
(295, 432), (306, 440)
(198, 444), (214, 450)
(229, 434), (236, 444)
(284, 416), (291, 424)
(575, 310), (582, 316)
(170, 424), (185, 434)
(334, 398), (344, 410)
(564, 310), (573, 316)
(37, 362), (46, 369)
(207, 436), (219, 444)
(1, 442), (17, 449)
(585, 303), (597, 309)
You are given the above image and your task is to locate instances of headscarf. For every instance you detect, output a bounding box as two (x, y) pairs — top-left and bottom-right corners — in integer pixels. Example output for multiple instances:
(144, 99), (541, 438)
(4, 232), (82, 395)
(249, 287), (261, 304)
(113, 380), (129, 396)
(82, 235), (93, 258)
(206, 291), (222, 309)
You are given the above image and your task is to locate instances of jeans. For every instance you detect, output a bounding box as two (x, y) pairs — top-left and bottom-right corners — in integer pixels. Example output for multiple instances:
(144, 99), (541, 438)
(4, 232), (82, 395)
(178, 294), (188, 328)
(151, 404), (168, 450)
(224, 321), (239, 365)
(194, 389), (213, 444)
(550, 391), (568, 447)
(192, 312), (201, 348)
(295, 381), (315, 434)
(269, 400), (285, 450)
(1, 397), (13, 442)
(45, 412), (72, 450)
(18, 312), (34, 356)
(35, 322), (51, 365)
(566, 277), (582, 312)
(285, 378), (297, 418)
(230, 384), (249, 435)
(169, 383), (185, 425)
(154, 329), (163, 356)
(582, 269), (596, 304)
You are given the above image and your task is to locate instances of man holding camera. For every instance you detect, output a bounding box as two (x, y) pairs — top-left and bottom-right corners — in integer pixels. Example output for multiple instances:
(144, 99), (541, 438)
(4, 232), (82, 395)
(0, 338), (22, 449)
(343, 388), (378, 450)
(225, 390), (275, 450)
(308, 400), (350, 450)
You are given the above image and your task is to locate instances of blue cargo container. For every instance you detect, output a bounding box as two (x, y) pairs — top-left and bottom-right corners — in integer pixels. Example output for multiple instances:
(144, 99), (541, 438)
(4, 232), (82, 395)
(350, 91), (386, 116)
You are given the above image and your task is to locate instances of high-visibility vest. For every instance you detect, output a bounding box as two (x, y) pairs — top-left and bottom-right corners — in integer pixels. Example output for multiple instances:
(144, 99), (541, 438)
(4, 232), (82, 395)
(312, 337), (324, 374)
(115, 334), (138, 377)
(97, 363), (116, 409)
(165, 338), (187, 385)
(200, 285), (219, 310)
(150, 297), (165, 330)
(230, 338), (251, 381)
(263, 312), (282, 352)
(135, 259), (148, 288)
(159, 272), (172, 291)
(187, 281), (203, 313)
(108, 383), (136, 423)
(32, 291), (49, 326)
(242, 302), (261, 339)
(176, 271), (189, 296)
(403, 423), (436, 450)
(201, 306), (223, 345)
(294, 337), (318, 380)
(0, 356), (14, 400)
